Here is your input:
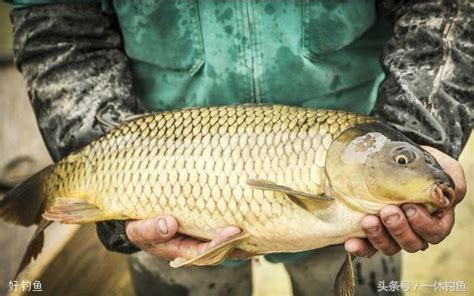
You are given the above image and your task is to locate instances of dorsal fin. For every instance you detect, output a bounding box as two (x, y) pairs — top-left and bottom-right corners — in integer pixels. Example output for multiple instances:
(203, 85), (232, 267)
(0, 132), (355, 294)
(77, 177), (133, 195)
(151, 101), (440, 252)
(95, 112), (151, 130)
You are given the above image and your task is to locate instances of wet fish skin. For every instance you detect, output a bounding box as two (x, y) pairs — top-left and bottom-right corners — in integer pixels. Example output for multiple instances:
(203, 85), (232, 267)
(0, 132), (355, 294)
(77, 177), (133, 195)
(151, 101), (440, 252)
(41, 105), (371, 253)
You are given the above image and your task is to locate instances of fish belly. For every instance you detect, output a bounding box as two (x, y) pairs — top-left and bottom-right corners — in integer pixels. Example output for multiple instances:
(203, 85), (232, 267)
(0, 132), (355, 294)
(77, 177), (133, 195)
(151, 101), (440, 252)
(47, 105), (371, 253)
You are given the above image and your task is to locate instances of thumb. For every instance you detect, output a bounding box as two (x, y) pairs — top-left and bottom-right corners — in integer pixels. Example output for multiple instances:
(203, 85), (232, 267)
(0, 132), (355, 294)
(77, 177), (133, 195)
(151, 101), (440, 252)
(126, 215), (178, 247)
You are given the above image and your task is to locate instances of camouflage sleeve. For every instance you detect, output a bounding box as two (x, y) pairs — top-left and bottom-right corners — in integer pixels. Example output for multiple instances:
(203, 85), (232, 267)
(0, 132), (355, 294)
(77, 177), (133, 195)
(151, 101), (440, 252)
(11, 4), (142, 254)
(373, 0), (473, 159)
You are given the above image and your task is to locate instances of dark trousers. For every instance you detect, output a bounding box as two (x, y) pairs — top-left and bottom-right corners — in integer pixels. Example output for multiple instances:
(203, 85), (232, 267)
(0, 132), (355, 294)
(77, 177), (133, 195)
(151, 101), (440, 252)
(129, 245), (401, 296)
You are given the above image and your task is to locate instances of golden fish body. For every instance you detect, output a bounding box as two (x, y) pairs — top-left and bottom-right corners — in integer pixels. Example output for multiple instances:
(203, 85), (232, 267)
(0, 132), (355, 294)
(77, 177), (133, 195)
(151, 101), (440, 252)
(42, 105), (373, 254)
(1, 104), (456, 295)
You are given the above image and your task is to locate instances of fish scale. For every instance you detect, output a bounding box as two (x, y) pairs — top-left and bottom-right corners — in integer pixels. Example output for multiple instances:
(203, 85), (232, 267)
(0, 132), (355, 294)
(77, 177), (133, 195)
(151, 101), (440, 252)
(39, 105), (372, 253)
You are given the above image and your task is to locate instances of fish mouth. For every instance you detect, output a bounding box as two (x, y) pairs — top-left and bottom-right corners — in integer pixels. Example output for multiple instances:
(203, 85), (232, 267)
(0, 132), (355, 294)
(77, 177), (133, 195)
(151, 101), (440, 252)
(430, 181), (456, 216)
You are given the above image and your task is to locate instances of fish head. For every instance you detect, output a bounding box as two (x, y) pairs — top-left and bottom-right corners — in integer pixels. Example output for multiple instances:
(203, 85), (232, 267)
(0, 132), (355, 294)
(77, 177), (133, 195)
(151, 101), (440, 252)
(326, 122), (455, 215)
(363, 138), (455, 214)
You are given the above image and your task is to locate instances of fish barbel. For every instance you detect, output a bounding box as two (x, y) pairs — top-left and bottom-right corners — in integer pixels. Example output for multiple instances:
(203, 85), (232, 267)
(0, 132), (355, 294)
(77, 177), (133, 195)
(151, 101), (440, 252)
(0, 105), (455, 295)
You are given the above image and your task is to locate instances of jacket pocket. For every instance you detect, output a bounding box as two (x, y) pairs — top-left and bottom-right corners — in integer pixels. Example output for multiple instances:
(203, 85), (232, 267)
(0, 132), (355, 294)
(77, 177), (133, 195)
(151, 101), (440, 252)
(115, 0), (205, 75)
(302, 0), (376, 61)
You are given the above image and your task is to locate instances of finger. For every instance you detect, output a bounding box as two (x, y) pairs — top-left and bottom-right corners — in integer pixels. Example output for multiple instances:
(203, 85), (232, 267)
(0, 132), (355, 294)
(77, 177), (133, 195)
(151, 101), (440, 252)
(125, 215), (178, 247)
(148, 237), (254, 261)
(421, 146), (466, 203)
(148, 226), (242, 261)
(344, 238), (378, 258)
(443, 162), (467, 204)
(190, 226), (242, 257)
(360, 215), (401, 256)
(379, 206), (428, 253)
(146, 235), (199, 260)
(402, 203), (455, 244)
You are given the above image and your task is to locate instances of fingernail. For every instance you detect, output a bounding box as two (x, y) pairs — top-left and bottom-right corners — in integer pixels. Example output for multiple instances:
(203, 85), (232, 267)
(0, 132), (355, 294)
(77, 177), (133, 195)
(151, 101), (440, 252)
(158, 218), (168, 235)
(404, 206), (416, 218)
(383, 213), (400, 225)
(365, 226), (379, 236)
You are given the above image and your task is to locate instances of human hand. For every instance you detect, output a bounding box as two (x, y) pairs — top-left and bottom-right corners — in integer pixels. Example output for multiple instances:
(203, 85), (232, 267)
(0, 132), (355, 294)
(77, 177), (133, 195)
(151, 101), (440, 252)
(125, 215), (252, 261)
(345, 146), (467, 257)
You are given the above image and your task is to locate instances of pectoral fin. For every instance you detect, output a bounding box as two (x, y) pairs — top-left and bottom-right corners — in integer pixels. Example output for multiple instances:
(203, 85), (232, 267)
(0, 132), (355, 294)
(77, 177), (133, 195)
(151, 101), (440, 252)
(42, 198), (106, 223)
(333, 252), (355, 296)
(247, 179), (334, 211)
(170, 232), (250, 268)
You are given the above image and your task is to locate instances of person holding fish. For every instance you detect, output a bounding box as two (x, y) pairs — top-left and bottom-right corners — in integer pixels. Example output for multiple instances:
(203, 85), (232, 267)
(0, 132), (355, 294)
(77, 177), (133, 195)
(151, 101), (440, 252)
(2, 1), (472, 295)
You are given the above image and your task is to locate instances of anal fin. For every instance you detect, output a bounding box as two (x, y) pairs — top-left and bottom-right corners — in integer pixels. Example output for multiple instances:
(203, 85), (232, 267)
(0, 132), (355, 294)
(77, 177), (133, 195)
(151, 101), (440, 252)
(42, 198), (105, 224)
(170, 232), (250, 268)
(333, 252), (355, 296)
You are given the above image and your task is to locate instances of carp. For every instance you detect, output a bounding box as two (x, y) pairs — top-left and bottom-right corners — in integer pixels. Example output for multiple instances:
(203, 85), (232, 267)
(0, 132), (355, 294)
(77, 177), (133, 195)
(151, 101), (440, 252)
(0, 105), (455, 295)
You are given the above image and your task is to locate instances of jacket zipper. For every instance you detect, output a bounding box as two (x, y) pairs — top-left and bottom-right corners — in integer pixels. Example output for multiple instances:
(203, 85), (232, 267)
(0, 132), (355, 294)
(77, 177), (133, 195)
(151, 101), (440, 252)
(244, 1), (261, 103)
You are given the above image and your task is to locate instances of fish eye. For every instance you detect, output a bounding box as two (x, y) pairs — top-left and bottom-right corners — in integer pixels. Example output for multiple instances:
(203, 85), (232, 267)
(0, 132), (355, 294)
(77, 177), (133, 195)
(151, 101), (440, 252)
(391, 146), (416, 165)
(394, 154), (409, 165)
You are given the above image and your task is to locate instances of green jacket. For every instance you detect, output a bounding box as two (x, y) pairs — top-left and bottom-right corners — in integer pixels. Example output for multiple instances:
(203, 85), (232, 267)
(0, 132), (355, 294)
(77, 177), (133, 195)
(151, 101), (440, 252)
(11, 0), (390, 116)
(116, 0), (390, 115)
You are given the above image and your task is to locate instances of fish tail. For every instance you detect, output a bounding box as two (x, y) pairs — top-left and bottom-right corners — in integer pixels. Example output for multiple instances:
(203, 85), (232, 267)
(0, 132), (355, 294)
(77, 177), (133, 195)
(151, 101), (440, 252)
(0, 165), (54, 278)
(0, 165), (52, 226)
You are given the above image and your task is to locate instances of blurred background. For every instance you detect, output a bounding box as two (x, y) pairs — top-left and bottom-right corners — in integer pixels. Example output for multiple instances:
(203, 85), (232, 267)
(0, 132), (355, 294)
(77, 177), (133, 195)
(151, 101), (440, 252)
(0, 3), (472, 296)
